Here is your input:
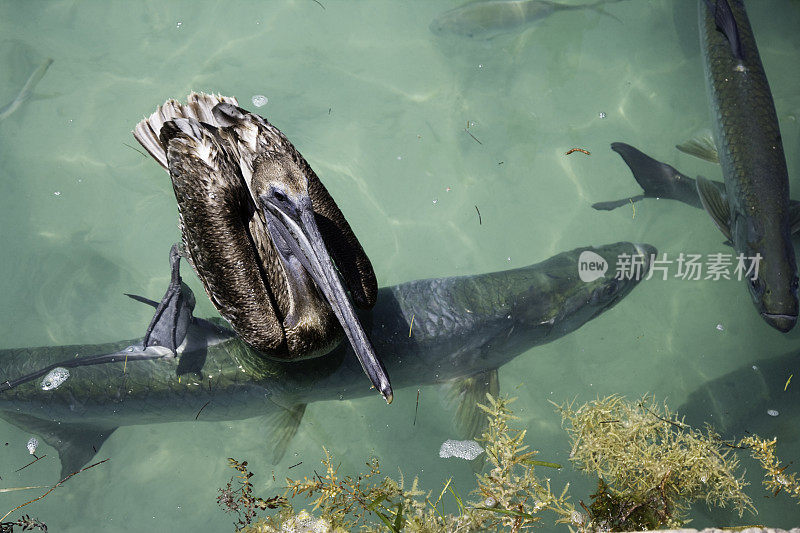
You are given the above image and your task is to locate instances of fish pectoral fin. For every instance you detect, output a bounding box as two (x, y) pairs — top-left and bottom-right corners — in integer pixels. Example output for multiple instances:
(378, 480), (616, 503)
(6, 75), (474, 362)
(0, 411), (115, 480)
(676, 132), (719, 164)
(709, 0), (744, 61)
(788, 203), (800, 235)
(446, 369), (500, 441)
(263, 403), (307, 464)
(696, 175), (733, 241)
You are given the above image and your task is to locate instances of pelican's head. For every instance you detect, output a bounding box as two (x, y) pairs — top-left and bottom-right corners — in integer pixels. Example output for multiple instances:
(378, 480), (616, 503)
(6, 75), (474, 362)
(251, 152), (392, 403)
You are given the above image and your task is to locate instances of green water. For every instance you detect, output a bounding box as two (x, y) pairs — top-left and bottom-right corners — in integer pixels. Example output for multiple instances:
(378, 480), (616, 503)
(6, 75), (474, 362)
(1, 0), (799, 530)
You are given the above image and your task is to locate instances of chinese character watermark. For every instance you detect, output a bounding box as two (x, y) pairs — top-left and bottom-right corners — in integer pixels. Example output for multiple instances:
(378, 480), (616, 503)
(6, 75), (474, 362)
(614, 252), (761, 282)
(578, 252), (762, 282)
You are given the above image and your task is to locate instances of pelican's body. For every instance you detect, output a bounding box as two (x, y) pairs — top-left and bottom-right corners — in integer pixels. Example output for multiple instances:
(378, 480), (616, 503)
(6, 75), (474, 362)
(133, 93), (391, 401)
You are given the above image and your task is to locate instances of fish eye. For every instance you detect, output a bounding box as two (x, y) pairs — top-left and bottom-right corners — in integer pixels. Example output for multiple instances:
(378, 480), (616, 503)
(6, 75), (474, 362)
(603, 283), (617, 298)
(593, 280), (618, 302)
(792, 276), (799, 294)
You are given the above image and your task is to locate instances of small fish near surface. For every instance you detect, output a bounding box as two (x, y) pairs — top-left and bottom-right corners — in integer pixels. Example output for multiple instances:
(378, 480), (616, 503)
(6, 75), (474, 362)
(0, 57), (52, 122)
(0, 241), (653, 478)
(694, 0), (798, 332)
(429, 0), (621, 39)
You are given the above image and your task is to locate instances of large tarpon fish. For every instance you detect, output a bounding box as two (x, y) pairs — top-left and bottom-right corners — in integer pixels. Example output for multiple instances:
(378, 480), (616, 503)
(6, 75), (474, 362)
(429, 0), (620, 39)
(0, 242), (653, 478)
(693, 0), (798, 332)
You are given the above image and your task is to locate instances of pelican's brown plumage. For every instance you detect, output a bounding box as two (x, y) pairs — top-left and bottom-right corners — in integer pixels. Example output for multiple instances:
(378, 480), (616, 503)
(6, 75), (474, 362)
(133, 93), (391, 402)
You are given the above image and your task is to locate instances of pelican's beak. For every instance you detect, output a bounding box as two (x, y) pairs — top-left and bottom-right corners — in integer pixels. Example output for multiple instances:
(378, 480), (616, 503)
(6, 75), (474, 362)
(259, 191), (393, 403)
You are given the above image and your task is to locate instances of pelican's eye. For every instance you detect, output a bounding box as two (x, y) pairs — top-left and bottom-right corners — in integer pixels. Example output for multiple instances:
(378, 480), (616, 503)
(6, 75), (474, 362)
(273, 190), (288, 203)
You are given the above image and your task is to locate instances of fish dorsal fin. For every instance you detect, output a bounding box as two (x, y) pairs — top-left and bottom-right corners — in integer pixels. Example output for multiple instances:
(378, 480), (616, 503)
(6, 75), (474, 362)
(676, 132), (719, 163)
(789, 203), (800, 235)
(708, 0), (744, 61)
(696, 175), (732, 241)
(263, 403), (307, 463)
(142, 244), (196, 352)
(1, 411), (114, 479)
(447, 369), (499, 440)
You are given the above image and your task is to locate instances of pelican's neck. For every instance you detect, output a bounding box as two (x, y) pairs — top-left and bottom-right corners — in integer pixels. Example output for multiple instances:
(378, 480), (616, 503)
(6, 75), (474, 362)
(248, 212), (342, 360)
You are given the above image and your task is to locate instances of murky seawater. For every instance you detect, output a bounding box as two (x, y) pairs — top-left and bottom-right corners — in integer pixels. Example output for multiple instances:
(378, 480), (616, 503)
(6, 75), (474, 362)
(1, 1), (799, 530)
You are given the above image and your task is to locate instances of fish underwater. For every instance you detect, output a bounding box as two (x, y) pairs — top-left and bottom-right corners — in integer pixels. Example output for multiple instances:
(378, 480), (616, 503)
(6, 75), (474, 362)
(594, 142), (800, 331)
(0, 241), (653, 478)
(0, 57), (52, 122)
(677, 351), (800, 525)
(679, 349), (800, 438)
(429, 0), (620, 39)
(694, 0), (798, 332)
(593, 142), (800, 219)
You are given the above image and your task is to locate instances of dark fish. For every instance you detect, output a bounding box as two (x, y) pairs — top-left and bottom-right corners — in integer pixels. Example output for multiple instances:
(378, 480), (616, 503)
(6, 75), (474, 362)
(695, 0), (798, 332)
(593, 143), (800, 230)
(429, 0), (620, 39)
(678, 350), (800, 524)
(0, 241), (653, 478)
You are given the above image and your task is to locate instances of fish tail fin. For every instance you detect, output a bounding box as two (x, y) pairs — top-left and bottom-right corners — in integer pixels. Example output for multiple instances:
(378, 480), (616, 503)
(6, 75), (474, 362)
(611, 142), (704, 205)
(1, 411), (115, 480)
(593, 142), (712, 211)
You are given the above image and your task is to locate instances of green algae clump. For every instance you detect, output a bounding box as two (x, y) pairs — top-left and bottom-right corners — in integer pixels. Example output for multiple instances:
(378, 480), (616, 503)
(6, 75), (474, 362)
(222, 394), (800, 532)
(556, 394), (754, 530)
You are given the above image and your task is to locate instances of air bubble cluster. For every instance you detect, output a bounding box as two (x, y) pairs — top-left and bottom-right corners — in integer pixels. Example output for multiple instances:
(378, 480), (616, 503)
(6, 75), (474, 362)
(438, 439), (484, 460)
(26, 437), (38, 455)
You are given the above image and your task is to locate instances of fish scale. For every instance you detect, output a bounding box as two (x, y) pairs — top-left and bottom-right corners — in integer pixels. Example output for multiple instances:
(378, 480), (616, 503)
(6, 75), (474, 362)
(700, 0), (788, 212)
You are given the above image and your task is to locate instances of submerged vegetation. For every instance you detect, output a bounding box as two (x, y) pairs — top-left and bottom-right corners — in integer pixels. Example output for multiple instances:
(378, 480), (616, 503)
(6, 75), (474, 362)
(217, 394), (800, 532)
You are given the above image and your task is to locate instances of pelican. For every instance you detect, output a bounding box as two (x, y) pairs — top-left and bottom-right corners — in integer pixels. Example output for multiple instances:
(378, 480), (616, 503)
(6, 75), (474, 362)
(132, 93), (392, 402)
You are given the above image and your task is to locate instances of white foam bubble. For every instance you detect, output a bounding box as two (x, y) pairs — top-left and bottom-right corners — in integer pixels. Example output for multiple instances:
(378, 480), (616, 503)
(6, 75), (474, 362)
(438, 439), (484, 460)
(27, 437), (38, 455)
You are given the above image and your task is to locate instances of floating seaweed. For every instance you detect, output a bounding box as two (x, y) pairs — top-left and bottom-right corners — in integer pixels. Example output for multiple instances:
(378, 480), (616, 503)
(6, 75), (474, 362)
(556, 394), (754, 530)
(220, 394), (800, 532)
(0, 514), (47, 532)
(223, 395), (577, 532)
(217, 459), (288, 531)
